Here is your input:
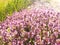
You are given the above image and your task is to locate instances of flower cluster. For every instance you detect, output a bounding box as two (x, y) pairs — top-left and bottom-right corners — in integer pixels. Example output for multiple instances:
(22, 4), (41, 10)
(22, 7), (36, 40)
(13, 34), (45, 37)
(0, 7), (60, 45)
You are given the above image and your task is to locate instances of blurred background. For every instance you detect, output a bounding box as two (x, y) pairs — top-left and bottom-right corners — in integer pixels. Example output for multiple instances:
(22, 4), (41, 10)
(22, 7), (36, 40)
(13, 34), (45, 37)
(0, 0), (31, 21)
(0, 0), (60, 21)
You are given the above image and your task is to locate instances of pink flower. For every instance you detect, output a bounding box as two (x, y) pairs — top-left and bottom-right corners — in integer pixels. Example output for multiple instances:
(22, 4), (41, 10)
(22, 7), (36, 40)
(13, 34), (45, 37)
(0, 6), (60, 45)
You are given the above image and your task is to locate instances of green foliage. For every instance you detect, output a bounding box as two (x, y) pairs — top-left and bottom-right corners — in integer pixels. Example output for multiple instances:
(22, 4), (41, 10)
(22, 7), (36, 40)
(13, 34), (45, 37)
(0, 0), (31, 21)
(0, 9), (6, 21)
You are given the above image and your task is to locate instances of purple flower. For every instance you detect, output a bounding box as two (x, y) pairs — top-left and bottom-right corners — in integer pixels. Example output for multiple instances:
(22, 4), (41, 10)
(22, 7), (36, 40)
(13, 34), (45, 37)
(0, 6), (60, 45)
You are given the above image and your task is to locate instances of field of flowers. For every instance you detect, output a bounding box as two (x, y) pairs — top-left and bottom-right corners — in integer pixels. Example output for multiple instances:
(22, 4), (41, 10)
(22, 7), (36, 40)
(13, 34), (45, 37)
(0, 0), (60, 45)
